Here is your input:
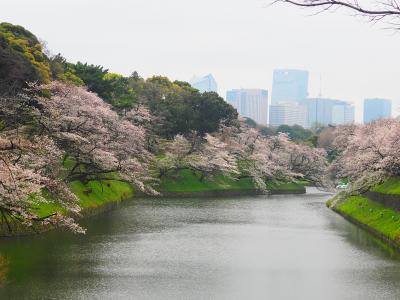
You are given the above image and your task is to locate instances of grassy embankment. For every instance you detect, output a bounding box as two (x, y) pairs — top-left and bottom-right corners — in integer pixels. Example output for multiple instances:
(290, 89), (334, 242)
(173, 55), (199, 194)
(34, 180), (134, 219)
(35, 169), (306, 219)
(330, 177), (400, 249)
(0, 179), (133, 236)
(158, 169), (306, 194)
(35, 158), (134, 219)
(0, 168), (305, 236)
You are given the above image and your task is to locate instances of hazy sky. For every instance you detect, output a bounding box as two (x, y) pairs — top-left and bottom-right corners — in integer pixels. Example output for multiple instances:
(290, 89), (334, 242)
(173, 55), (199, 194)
(2, 0), (399, 122)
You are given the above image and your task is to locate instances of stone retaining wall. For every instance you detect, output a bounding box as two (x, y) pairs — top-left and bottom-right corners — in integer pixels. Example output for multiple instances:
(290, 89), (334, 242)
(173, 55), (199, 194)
(364, 191), (400, 211)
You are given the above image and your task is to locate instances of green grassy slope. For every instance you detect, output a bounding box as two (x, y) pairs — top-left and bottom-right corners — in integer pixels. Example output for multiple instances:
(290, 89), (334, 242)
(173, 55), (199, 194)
(266, 181), (307, 193)
(158, 169), (306, 194)
(33, 170), (305, 220)
(329, 176), (400, 249)
(335, 195), (400, 243)
(35, 180), (134, 218)
(158, 169), (254, 193)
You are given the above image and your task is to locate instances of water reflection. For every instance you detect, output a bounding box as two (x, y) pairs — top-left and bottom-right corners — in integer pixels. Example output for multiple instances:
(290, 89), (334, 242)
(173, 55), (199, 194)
(0, 255), (8, 288)
(324, 202), (400, 259)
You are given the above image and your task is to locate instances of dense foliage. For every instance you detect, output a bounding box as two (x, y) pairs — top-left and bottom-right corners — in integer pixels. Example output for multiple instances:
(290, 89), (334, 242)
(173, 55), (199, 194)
(0, 94), (83, 233)
(47, 58), (239, 138)
(328, 119), (400, 193)
(0, 23), (51, 94)
(276, 124), (314, 142)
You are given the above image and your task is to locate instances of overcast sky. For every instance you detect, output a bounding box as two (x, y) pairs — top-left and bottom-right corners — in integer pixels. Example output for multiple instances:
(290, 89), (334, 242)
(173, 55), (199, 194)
(2, 0), (399, 122)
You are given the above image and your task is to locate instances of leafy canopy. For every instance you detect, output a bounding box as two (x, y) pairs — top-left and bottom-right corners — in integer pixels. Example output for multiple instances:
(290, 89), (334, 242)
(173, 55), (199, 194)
(0, 22), (51, 94)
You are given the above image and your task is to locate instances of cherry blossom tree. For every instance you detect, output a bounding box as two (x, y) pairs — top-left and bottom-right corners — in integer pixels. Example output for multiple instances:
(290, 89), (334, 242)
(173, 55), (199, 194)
(286, 140), (328, 186)
(35, 82), (156, 194)
(124, 104), (160, 152)
(207, 123), (327, 191)
(233, 129), (295, 189)
(0, 126), (83, 233)
(330, 119), (400, 191)
(0, 81), (158, 233)
(154, 133), (239, 181)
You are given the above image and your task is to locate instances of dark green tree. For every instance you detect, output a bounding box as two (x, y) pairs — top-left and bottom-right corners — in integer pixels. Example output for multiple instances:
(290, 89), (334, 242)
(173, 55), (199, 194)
(140, 77), (238, 137)
(70, 62), (110, 99)
(243, 117), (257, 128)
(49, 53), (84, 86)
(102, 73), (137, 114)
(276, 124), (313, 142)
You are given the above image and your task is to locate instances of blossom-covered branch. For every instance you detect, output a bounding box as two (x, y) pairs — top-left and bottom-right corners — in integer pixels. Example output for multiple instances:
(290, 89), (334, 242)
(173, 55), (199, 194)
(35, 82), (157, 194)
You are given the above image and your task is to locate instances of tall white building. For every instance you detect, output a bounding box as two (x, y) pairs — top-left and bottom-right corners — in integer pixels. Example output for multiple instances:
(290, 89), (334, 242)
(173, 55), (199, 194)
(269, 103), (307, 127)
(190, 74), (218, 93)
(226, 89), (269, 125)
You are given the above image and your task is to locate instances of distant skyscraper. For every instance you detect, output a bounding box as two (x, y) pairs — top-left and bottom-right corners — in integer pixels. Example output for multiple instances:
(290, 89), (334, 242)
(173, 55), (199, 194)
(305, 98), (354, 128)
(269, 103), (306, 127)
(226, 89), (268, 125)
(271, 69), (309, 104)
(363, 98), (392, 124)
(190, 74), (218, 93)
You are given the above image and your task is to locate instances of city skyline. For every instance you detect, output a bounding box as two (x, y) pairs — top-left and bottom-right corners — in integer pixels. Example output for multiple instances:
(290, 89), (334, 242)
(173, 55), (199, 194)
(225, 68), (358, 127)
(3, 0), (399, 124)
(194, 70), (391, 126)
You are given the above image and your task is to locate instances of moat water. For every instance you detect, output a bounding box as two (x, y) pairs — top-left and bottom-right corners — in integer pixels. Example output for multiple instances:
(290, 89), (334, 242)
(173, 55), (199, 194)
(0, 188), (400, 299)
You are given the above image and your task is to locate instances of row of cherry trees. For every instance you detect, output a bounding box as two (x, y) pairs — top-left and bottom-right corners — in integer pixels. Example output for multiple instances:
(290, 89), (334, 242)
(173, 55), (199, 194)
(155, 123), (328, 191)
(0, 82), (155, 233)
(1, 81), (329, 233)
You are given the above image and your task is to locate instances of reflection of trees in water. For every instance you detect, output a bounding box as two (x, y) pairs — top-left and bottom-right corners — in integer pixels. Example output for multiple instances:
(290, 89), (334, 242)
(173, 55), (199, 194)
(327, 211), (400, 259)
(0, 255), (8, 287)
(346, 224), (400, 259)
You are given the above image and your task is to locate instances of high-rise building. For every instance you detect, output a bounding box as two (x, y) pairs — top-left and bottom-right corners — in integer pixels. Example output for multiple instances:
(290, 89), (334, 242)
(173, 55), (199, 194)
(363, 98), (392, 124)
(332, 104), (355, 125)
(190, 74), (218, 93)
(269, 103), (307, 128)
(226, 89), (268, 125)
(271, 69), (309, 105)
(305, 98), (354, 128)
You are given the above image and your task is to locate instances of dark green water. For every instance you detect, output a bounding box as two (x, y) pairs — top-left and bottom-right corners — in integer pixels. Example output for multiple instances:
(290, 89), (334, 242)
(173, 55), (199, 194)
(1, 188), (400, 299)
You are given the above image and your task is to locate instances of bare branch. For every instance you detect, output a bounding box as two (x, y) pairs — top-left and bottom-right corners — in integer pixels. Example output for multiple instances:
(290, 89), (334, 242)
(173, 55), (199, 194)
(277, 0), (400, 28)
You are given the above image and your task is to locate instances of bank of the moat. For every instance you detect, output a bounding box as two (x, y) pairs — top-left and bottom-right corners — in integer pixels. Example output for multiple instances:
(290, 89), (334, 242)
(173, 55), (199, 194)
(0, 171), (307, 237)
(328, 177), (400, 251)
